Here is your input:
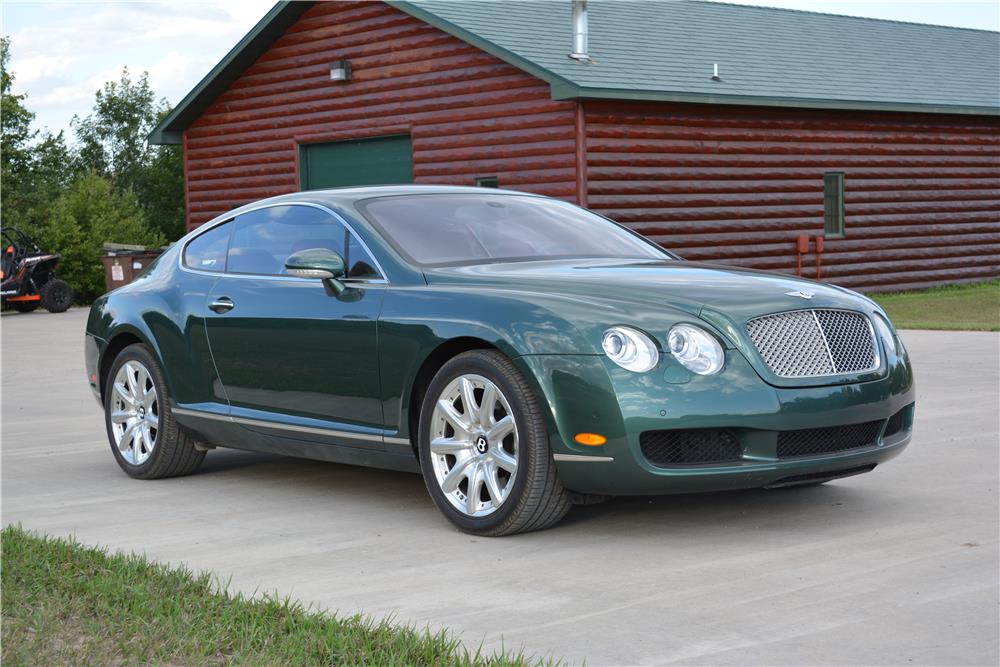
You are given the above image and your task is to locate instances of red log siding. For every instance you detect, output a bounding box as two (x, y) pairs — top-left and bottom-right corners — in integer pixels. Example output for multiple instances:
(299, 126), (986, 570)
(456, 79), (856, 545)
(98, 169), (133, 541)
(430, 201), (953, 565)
(585, 101), (1000, 291)
(183, 1), (577, 228)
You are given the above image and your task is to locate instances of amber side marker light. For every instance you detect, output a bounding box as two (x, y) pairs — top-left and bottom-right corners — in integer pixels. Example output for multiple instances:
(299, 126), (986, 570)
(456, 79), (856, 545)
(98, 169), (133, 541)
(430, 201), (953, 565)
(574, 433), (607, 446)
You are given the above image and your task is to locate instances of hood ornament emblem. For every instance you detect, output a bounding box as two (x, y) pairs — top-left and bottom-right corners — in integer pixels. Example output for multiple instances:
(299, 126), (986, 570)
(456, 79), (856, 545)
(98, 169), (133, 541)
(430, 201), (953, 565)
(785, 290), (815, 299)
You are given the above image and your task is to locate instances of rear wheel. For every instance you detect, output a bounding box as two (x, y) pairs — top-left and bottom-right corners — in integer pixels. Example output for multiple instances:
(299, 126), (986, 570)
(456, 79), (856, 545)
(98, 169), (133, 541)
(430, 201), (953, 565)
(40, 278), (73, 313)
(418, 350), (571, 536)
(8, 299), (40, 313)
(105, 344), (205, 479)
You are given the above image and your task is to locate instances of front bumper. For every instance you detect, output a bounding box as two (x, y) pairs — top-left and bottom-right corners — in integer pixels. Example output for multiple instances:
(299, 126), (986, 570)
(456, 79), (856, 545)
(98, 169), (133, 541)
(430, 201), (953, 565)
(84, 332), (105, 405)
(516, 347), (915, 496)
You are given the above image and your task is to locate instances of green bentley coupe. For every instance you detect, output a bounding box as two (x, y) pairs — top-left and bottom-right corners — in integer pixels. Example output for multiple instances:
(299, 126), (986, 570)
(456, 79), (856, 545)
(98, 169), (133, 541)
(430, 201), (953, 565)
(85, 186), (914, 536)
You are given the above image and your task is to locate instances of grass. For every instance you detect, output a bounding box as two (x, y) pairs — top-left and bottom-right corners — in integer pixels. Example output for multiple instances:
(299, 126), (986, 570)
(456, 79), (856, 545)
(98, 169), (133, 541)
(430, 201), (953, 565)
(869, 279), (1000, 332)
(1, 525), (547, 666)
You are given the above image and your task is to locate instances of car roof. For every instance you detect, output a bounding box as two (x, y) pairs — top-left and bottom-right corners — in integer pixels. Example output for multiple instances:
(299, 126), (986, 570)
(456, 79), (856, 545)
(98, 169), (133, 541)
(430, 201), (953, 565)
(238, 185), (544, 212)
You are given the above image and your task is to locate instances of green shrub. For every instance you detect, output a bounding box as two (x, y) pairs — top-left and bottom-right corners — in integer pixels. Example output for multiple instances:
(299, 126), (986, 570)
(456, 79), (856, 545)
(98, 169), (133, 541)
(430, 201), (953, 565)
(42, 172), (165, 303)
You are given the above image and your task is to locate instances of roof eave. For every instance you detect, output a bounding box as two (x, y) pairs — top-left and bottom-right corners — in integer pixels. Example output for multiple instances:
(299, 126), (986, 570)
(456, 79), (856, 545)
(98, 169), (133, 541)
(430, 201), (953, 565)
(551, 83), (1000, 117)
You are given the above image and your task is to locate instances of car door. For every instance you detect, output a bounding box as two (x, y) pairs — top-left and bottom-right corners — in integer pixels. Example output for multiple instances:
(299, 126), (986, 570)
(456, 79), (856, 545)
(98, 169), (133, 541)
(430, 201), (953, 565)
(204, 203), (387, 449)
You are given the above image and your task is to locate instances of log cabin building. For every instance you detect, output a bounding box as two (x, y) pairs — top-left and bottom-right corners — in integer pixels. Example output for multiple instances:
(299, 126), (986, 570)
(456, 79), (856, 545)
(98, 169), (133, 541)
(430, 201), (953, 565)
(150, 0), (1000, 292)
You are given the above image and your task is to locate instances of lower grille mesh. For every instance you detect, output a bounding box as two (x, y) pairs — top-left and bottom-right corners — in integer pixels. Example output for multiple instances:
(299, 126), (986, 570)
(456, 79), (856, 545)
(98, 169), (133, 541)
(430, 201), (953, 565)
(777, 420), (884, 458)
(640, 429), (742, 466)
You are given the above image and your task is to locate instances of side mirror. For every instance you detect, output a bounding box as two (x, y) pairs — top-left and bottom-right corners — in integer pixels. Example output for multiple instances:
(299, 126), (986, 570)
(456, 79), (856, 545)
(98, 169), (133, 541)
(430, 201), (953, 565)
(285, 248), (347, 295)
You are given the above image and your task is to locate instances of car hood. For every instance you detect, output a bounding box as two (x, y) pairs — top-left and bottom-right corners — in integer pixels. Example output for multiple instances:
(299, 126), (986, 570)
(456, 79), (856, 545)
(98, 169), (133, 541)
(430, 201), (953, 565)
(423, 258), (870, 324)
(424, 258), (889, 389)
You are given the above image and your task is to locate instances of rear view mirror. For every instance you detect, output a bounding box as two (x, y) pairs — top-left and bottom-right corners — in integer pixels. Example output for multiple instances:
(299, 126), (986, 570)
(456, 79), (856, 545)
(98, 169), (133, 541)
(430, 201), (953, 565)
(285, 248), (348, 296)
(285, 248), (346, 280)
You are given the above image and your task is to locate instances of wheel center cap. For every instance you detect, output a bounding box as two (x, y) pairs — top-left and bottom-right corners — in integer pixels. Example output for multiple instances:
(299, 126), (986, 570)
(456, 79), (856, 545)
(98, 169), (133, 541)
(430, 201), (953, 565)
(475, 435), (488, 454)
(137, 406), (145, 418)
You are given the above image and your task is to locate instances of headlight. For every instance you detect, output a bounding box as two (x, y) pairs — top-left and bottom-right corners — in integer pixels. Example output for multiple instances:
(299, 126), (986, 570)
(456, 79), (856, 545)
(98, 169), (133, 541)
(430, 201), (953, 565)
(667, 324), (725, 375)
(602, 326), (659, 373)
(872, 313), (897, 356)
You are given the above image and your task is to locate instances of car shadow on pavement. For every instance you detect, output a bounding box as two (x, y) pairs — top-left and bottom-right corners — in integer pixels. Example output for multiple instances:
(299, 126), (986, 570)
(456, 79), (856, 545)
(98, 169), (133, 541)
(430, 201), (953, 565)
(191, 447), (879, 538)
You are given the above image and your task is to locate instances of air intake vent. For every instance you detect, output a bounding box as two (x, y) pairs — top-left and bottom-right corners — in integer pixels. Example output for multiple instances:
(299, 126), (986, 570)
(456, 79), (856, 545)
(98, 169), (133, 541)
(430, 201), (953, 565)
(640, 429), (742, 466)
(777, 420), (884, 458)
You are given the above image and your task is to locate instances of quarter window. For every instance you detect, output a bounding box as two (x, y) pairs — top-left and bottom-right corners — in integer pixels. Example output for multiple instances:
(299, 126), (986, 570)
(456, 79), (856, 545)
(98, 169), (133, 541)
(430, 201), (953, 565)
(345, 233), (380, 279)
(183, 221), (231, 272)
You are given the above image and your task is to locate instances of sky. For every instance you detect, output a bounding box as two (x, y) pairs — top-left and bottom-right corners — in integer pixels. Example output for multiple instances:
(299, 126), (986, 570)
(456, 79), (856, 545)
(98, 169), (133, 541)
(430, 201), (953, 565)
(2, 0), (998, 141)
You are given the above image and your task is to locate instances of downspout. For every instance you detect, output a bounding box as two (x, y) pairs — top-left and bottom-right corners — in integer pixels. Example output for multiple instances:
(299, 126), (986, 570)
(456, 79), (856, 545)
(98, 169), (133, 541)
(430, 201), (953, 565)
(575, 101), (588, 207)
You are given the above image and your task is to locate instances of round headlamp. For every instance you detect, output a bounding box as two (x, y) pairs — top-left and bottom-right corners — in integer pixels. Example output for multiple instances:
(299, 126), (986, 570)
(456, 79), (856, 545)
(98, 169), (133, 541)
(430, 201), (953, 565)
(602, 327), (659, 373)
(667, 324), (725, 375)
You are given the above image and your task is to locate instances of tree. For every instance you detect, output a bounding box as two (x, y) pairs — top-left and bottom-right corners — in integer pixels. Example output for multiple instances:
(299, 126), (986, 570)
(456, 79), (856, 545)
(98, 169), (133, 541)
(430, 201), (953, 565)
(42, 172), (165, 302)
(73, 69), (184, 240)
(1, 38), (78, 232)
(1, 36), (38, 227)
(131, 109), (185, 240)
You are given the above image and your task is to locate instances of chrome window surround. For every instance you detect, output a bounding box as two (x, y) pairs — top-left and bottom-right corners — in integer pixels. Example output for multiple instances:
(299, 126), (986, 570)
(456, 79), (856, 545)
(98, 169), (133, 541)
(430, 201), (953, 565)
(178, 201), (388, 285)
(745, 309), (881, 378)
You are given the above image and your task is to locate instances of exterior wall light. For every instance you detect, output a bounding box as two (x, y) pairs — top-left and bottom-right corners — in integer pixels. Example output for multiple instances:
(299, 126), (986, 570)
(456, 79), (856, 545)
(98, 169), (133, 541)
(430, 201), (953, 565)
(329, 60), (352, 82)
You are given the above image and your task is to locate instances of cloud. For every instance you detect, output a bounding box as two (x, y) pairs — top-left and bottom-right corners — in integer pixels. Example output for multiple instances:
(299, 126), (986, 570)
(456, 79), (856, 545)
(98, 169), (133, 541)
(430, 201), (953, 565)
(5, 0), (273, 136)
(10, 54), (79, 85)
(33, 85), (91, 109)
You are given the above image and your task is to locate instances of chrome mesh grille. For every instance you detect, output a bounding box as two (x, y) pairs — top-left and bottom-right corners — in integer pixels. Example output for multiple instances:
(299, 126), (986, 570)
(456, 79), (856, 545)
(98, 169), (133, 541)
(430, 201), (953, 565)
(746, 309), (878, 378)
(813, 310), (877, 373)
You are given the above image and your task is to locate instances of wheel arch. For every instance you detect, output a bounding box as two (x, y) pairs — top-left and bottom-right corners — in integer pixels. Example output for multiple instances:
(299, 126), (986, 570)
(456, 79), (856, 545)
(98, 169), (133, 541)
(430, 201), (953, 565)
(405, 336), (499, 458)
(99, 326), (164, 403)
(402, 336), (563, 462)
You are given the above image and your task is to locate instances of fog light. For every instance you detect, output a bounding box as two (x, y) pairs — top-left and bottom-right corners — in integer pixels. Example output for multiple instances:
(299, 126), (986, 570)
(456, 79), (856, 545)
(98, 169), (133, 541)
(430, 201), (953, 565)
(574, 433), (607, 446)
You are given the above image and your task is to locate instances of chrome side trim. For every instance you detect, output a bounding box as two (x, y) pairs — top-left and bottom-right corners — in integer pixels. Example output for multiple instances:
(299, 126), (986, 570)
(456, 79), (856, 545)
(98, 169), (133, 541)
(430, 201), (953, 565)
(553, 454), (615, 462)
(233, 415), (383, 442)
(172, 406), (387, 443)
(178, 200), (389, 284)
(172, 407), (231, 422)
(384, 436), (411, 446)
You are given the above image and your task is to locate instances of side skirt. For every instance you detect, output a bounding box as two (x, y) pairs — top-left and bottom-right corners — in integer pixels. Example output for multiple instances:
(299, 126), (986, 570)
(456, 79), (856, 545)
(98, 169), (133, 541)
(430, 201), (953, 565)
(172, 406), (420, 474)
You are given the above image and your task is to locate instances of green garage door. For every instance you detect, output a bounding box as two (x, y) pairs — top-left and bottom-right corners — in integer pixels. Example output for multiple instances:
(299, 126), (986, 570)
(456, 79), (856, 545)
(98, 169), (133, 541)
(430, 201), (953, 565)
(299, 135), (413, 190)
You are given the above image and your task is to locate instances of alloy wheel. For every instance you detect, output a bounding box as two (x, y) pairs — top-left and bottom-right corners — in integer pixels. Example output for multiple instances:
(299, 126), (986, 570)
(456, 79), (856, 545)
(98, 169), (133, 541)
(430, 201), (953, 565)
(110, 360), (159, 465)
(430, 373), (519, 517)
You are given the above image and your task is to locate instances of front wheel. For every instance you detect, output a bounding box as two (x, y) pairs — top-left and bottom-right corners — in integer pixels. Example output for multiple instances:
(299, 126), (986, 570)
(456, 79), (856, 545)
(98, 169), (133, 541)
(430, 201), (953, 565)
(105, 344), (205, 479)
(418, 350), (571, 536)
(40, 278), (73, 313)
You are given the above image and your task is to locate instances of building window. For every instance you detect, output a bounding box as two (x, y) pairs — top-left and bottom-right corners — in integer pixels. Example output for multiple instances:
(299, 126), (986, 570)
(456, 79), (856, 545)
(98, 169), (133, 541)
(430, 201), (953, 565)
(823, 172), (845, 237)
(475, 176), (499, 188)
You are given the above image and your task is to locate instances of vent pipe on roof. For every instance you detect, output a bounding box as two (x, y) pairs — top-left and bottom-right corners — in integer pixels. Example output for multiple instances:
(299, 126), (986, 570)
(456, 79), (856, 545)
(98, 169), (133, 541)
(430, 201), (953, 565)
(569, 0), (591, 62)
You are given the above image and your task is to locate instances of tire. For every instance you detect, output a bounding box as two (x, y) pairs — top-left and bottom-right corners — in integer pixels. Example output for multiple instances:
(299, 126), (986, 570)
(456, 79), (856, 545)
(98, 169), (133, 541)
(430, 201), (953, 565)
(8, 300), (40, 313)
(418, 350), (571, 536)
(104, 344), (205, 479)
(40, 278), (73, 313)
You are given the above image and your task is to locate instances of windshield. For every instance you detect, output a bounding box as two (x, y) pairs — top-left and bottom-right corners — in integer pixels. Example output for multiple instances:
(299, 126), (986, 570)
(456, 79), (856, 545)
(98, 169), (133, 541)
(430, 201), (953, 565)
(357, 194), (671, 266)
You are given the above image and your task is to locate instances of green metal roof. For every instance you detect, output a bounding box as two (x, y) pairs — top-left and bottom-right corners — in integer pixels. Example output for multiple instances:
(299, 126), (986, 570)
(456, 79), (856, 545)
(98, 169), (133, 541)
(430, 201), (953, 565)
(150, 0), (999, 145)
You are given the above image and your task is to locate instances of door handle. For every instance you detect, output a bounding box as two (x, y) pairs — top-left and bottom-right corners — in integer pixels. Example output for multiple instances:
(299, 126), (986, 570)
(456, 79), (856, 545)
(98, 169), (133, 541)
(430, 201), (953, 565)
(209, 297), (235, 314)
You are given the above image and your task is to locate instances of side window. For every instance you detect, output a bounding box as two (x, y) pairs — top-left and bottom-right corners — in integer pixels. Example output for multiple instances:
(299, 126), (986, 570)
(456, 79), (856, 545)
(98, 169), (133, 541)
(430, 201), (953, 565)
(227, 205), (346, 276)
(183, 222), (231, 272)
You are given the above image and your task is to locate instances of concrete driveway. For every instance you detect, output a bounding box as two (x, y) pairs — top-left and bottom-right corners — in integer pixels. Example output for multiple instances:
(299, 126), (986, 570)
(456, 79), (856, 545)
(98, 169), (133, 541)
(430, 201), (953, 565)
(2, 307), (997, 666)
